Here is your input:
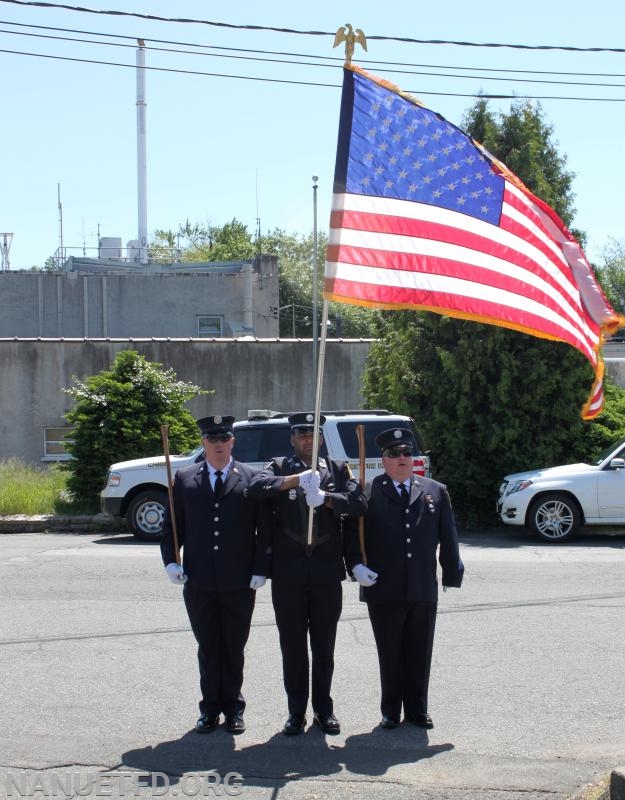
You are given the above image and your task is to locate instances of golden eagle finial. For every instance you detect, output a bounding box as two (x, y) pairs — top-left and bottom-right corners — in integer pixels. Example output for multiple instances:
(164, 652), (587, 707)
(333, 23), (367, 65)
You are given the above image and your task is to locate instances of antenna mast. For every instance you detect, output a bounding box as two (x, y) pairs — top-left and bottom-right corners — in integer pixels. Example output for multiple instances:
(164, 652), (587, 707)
(57, 183), (64, 269)
(255, 169), (261, 257)
(0, 232), (12, 270)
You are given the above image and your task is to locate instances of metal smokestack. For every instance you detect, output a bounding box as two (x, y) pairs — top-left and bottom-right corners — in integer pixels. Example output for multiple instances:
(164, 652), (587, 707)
(136, 39), (148, 265)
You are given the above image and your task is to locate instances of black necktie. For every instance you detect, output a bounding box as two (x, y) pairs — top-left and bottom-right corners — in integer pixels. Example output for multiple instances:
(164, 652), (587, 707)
(400, 483), (409, 506)
(214, 470), (224, 498)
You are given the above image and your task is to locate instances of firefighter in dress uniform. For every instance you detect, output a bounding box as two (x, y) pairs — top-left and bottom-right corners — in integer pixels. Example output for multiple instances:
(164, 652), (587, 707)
(248, 412), (366, 736)
(350, 427), (464, 730)
(161, 415), (270, 734)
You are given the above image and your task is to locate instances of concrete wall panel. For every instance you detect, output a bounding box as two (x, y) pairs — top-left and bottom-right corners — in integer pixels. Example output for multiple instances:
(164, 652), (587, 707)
(0, 339), (371, 464)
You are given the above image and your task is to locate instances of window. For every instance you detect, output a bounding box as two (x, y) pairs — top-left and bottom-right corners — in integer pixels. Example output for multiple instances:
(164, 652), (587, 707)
(335, 421), (421, 459)
(232, 423), (328, 465)
(198, 316), (223, 338)
(43, 427), (74, 461)
(232, 427), (265, 463)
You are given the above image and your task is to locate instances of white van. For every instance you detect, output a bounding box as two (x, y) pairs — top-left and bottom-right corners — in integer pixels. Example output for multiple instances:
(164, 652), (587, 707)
(100, 409), (430, 541)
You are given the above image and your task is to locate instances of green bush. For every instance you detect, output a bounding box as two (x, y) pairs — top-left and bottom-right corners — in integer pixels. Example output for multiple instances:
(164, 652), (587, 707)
(63, 350), (209, 509)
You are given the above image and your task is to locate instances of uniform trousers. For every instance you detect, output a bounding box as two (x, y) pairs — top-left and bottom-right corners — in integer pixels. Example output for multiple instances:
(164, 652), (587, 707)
(367, 600), (437, 719)
(183, 584), (255, 718)
(271, 580), (342, 717)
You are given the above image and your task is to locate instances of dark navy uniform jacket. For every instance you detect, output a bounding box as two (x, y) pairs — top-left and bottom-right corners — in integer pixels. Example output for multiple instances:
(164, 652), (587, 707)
(358, 473), (464, 605)
(247, 455), (366, 586)
(160, 460), (270, 591)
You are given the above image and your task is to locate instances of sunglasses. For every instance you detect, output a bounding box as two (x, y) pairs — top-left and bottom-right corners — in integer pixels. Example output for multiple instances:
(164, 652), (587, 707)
(203, 434), (233, 443)
(383, 446), (414, 458)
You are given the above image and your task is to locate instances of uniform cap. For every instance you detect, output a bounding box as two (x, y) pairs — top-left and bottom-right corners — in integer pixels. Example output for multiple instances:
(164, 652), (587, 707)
(197, 415), (235, 436)
(288, 411), (326, 433)
(375, 427), (414, 451)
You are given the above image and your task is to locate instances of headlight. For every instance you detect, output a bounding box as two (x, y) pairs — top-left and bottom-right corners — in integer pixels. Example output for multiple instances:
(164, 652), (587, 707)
(506, 479), (533, 495)
(107, 471), (122, 487)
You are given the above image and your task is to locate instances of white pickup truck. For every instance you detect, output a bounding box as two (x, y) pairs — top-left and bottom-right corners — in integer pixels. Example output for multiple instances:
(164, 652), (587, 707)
(100, 409), (431, 540)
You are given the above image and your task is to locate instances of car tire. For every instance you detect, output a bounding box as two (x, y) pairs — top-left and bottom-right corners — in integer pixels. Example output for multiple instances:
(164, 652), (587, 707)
(528, 493), (581, 543)
(126, 490), (167, 541)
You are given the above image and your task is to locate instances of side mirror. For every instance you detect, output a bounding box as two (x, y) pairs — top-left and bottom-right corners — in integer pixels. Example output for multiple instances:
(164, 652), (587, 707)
(609, 458), (625, 470)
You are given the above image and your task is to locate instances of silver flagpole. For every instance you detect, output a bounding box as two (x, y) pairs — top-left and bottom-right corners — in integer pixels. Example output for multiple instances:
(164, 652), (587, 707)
(306, 299), (330, 550)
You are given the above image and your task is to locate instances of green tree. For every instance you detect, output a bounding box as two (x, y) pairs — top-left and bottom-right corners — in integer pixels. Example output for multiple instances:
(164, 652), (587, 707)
(150, 219), (255, 263)
(363, 99), (625, 526)
(63, 350), (208, 509)
(596, 238), (625, 313)
(262, 227), (380, 338)
(179, 218), (256, 262)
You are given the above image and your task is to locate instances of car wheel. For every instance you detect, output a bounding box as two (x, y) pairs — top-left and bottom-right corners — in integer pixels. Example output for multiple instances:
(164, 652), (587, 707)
(126, 490), (167, 541)
(528, 493), (581, 543)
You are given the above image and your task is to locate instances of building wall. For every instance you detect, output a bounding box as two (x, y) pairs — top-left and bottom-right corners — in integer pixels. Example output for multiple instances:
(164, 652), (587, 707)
(1, 338), (623, 466)
(0, 256), (278, 338)
(0, 339), (372, 464)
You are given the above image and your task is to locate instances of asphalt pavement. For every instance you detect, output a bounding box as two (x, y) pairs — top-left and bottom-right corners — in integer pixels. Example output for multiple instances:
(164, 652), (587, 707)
(1, 528), (625, 800)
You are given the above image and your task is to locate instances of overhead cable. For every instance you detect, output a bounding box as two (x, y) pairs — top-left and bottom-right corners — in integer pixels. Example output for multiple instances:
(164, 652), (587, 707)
(1, 0), (625, 53)
(2, 46), (625, 102)
(2, 26), (625, 89)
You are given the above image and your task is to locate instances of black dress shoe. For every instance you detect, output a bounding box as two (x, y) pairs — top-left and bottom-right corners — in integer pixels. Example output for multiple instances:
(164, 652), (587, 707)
(379, 715), (400, 729)
(282, 713), (306, 736)
(195, 714), (219, 734)
(313, 713), (340, 734)
(408, 713), (434, 729)
(225, 713), (245, 734)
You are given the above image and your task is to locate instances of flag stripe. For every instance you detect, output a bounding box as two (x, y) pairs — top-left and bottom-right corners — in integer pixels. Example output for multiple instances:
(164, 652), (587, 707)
(331, 191), (584, 307)
(327, 207), (597, 343)
(325, 264), (598, 362)
(323, 65), (623, 419)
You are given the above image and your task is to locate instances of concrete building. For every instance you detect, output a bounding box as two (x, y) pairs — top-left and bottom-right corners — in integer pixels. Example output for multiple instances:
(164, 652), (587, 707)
(0, 338), (372, 465)
(0, 254), (278, 339)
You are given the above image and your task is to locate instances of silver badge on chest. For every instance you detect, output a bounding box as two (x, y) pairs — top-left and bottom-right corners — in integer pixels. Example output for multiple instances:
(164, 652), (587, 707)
(288, 488), (297, 501)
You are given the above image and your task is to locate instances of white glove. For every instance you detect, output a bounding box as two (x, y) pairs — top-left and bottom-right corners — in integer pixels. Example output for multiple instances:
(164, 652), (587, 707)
(353, 563), (378, 587)
(250, 575), (266, 590)
(305, 486), (326, 508)
(165, 563), (188, 585)
(298, 469), (320, 492)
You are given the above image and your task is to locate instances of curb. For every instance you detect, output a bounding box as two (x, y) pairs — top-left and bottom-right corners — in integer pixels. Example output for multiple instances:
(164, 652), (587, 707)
(0, 514), (129, 534)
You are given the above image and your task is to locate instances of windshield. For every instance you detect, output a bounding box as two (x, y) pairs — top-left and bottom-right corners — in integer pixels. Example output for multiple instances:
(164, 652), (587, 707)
(593, 438), (625, 466)
(178, 445), (204, 459)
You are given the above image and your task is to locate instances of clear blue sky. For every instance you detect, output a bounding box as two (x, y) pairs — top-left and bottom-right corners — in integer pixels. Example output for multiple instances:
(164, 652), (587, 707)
(2, 0), (624, 269)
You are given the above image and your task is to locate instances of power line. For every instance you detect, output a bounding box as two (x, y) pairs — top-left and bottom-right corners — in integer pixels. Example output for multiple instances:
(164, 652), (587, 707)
(2, 46), (625, 103)
(4, 20), (625, 81)
(2, 0), (625, 53)
(0, 46), (340, 87)
(4, 25), (625, 89)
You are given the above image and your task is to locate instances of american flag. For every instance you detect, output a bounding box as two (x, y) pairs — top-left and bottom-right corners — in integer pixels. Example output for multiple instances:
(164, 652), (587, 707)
(324, 66), (624, 420)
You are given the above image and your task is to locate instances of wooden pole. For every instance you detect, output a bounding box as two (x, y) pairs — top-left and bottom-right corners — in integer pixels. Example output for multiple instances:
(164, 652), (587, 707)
(160, 424), (180, 565)
(356, 423), (367, 565)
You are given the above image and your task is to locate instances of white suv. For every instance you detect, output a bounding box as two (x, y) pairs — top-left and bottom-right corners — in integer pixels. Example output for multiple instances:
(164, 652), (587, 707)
(497, 437), (625, 542)
(101, 409), (431, 541)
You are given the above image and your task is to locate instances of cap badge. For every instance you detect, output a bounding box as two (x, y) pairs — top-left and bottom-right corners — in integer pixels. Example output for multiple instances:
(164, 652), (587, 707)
(394, 429), (402, 438)
(306, 413), (314, 422)
(214, 415), (222, 424)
